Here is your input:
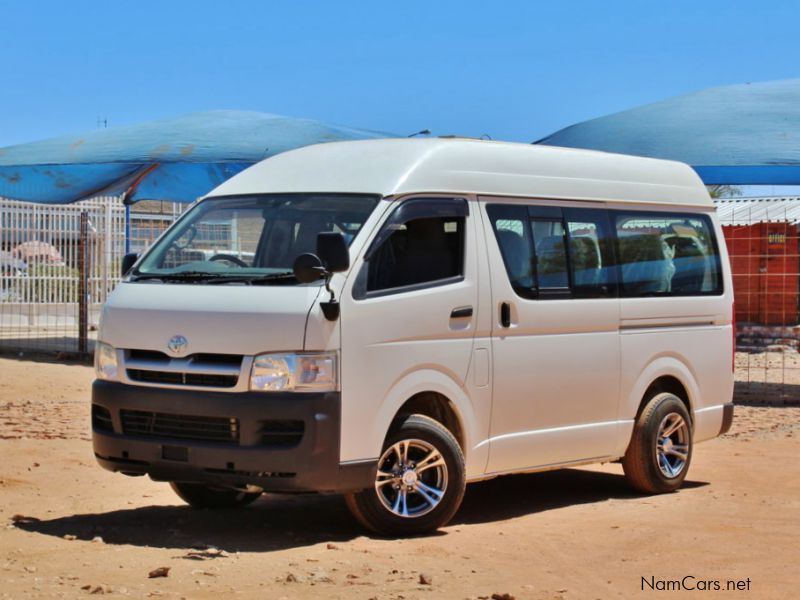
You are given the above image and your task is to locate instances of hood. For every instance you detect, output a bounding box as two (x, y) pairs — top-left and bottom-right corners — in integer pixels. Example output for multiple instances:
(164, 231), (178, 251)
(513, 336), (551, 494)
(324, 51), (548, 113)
(99, 281), (324, 356)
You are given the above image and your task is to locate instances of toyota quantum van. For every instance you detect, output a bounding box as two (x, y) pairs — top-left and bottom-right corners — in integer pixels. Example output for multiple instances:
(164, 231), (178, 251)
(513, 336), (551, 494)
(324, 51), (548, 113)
(92, 139), (734, 535)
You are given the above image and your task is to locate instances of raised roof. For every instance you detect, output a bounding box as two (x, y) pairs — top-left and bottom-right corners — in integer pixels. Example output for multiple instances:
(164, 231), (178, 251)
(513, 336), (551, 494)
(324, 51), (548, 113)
(209, 138), (712, 207)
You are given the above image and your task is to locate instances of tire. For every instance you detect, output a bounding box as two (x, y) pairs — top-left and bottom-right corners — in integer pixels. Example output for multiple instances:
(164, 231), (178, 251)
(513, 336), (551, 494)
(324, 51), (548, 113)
(345, 414), (466, 536)
(169, 481), (262, 509)
(622, 392), (693, 494)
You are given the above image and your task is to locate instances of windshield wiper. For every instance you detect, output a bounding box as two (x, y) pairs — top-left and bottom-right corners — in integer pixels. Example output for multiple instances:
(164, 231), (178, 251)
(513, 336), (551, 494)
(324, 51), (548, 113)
(130, 271), (299, 285)
(208, 272), (298, 285)
(129, 271), (234, 283)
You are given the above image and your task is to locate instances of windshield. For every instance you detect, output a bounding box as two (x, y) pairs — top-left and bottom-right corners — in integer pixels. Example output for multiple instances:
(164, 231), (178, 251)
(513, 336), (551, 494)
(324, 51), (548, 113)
(132, 193), (380, 283)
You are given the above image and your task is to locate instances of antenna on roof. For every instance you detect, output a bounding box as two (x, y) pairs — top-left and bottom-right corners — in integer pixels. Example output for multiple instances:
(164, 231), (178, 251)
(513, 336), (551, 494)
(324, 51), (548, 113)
(407, 129), (431, 138)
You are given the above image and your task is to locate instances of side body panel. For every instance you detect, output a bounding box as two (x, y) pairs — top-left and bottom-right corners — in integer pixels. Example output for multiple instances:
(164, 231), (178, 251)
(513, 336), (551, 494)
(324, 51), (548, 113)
(480, 197), (622, 474)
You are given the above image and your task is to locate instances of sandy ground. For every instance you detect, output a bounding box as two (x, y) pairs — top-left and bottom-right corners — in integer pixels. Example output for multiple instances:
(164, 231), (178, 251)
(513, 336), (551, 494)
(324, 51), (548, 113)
(0, 358), (799, 599)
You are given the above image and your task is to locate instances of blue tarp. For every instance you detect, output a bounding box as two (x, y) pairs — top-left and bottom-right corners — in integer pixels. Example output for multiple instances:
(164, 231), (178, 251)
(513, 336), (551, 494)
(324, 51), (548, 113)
(0, 110), (394, 204)
(536, 79), (800, 185)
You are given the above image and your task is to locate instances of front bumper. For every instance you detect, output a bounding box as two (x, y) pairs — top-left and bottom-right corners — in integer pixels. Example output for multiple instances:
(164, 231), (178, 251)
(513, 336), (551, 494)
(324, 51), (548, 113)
(91, 380), (375, 493)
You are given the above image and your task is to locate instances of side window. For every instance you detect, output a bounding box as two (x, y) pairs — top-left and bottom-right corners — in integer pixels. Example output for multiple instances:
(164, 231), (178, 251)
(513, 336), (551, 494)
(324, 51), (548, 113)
(485, 205), (535, 298)
(487, 203), (616, 299)
(563, 207), (617, 297)
(532, 218), (568, 290)
(614, 212), (722, 296)
(362, 199), (466, 295)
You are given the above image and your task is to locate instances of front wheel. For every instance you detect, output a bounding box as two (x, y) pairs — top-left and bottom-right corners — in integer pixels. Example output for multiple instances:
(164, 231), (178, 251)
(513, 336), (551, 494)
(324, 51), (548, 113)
(622, 392), (693, 494)
(169, 481), (262, 509)
(345, 414), (466, 536)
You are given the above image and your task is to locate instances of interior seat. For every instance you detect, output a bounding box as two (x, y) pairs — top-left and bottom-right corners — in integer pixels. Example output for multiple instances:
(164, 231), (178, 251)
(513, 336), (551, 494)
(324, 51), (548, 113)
(496, 229), (533, 289)
(536, 235), (569, 288)
(570, 236), (602, 287)
(618, 234), (675, 293)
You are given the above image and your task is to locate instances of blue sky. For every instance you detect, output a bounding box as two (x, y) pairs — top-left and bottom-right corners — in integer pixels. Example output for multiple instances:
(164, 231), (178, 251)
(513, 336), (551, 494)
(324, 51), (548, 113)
(1, 0), (799, 148)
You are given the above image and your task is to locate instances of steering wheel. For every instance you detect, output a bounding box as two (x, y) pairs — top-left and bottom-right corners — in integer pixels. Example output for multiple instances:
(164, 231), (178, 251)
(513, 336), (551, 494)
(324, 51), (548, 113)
(209, 254), (249, 267)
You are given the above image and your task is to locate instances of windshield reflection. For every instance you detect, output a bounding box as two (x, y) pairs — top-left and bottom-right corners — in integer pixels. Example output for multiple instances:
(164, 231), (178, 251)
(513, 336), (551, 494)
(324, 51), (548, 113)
(133, 193), (379, 284)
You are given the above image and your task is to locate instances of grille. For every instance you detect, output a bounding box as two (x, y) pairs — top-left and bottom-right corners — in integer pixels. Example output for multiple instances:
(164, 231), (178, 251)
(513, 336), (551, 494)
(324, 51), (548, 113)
(127, 350), (243, 366)
(92, 405), (114, 432)
(126, 369), (238, 388)
(120, 410), (240, 444)
(123, 350), (243, 389)
(260, 420), (305, 448)
(127, 349), (169, 361)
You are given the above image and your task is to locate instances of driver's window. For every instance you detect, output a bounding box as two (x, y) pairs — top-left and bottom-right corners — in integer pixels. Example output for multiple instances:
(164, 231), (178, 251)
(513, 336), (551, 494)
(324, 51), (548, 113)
(366, 214), (465, 293)
(162, 209), (265, 268)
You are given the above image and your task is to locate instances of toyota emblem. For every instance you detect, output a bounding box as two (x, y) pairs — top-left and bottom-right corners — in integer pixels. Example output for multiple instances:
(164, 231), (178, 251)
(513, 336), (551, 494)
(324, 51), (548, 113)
(167, 335), (188, 356)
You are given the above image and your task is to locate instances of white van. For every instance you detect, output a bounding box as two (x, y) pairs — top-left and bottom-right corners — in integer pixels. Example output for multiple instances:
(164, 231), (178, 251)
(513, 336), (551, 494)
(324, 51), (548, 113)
(92, 139), (734, 535)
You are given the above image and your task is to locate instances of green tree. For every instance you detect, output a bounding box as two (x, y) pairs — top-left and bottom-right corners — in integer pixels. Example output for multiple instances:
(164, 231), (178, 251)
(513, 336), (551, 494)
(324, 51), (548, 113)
(707, 185), (742, 199)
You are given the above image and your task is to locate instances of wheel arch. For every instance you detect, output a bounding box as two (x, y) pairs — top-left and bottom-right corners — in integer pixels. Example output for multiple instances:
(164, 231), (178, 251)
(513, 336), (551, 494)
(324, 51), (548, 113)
(393, 391), (466, 451)
(624, 355), (700, 423)
(372, 368), (479, 472)
(639, 376), (692, 423)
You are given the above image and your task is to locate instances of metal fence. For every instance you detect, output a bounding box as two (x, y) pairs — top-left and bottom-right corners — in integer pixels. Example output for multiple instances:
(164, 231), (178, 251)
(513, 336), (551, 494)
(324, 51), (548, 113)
(127, 201), (187, 254)
(1, 197), (125, 356)
(717, 197), (800, 404)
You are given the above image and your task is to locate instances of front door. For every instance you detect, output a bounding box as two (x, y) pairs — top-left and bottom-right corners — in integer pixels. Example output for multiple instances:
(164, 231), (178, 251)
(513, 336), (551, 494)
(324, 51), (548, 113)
(338, 197), (481, 465)
(480, 198), (621, 474)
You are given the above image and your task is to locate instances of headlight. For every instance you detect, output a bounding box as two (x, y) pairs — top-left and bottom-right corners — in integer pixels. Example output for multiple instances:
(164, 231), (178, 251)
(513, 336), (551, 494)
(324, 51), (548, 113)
(250, 352), (337, 392)
(95, 342), (119, 381)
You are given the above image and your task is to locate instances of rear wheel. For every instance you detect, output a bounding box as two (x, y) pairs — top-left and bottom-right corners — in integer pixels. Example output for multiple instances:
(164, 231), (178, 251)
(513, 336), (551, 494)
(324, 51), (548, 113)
(345, 414), (466, 536)
(622, 392), (693, 494)
(169, 481), (262, 509)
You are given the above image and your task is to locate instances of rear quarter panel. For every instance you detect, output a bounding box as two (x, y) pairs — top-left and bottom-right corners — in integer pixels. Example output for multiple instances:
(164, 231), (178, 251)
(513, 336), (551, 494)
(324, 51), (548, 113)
(617, 209), (734, 452)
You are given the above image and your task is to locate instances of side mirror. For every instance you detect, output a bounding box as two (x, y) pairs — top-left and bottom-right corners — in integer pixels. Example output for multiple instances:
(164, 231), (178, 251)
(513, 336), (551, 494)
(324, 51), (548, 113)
(121, 253), (139, 276)
(292, 253), (326, 284)
(291, 232), (350, 322)
(316, 232), (349, 273)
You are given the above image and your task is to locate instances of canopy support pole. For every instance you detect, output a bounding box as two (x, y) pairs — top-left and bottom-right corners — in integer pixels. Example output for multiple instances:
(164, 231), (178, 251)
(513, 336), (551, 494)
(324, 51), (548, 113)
(120, 163), (160, 255)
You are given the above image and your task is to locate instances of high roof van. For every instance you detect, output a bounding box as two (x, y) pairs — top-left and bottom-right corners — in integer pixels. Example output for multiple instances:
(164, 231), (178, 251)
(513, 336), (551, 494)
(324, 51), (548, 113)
(92, 139), (734, 535)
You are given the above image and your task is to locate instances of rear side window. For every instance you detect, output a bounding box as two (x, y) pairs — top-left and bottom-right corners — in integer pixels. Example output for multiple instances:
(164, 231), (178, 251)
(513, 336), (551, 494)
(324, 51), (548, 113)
(486, 204), (616, 299)
(614, 212), (722, 296)
(565, 208), (617, 297)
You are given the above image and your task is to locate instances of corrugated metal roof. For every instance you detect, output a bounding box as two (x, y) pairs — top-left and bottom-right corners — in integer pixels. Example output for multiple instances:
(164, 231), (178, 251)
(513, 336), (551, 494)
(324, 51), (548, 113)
(714, 197), (800, 225)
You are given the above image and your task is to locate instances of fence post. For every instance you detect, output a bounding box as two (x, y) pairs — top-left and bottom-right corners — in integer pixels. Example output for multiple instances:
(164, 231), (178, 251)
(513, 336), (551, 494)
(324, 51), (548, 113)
(103, 199), (111, 301)
(78, 212), (89, 355)
(125, 203), (131, 254)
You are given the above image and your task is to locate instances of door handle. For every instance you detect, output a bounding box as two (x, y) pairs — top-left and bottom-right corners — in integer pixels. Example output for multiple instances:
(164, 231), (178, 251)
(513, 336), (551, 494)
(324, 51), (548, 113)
(500, 302), (511, 328)
(450, 306), (473, 319)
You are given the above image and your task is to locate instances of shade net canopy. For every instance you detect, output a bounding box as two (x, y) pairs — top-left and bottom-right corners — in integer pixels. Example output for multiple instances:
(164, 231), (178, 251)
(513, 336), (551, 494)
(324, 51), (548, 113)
(535, 79), (800, 185)
(0, 110), (394, 204)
